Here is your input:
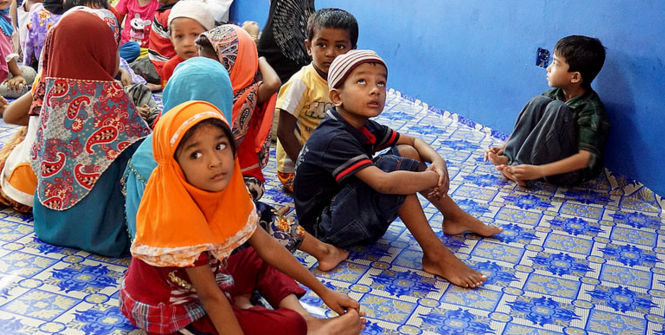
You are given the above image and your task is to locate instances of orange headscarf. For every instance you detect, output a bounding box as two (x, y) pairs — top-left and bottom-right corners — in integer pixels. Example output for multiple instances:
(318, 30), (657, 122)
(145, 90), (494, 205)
(131, 101), (258, 267)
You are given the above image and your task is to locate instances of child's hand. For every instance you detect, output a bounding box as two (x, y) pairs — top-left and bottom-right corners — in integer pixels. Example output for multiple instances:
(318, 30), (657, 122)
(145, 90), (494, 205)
(499, 164), (543, 181)
(484, 146), (504, 161)
(5, 75), (27, 91)
(241, 21), (259, 40)
(427, 161), (450, 198)
(319, 288), (360, 316)
(119, 68), (133, 87)
(137, 104), (151, 119)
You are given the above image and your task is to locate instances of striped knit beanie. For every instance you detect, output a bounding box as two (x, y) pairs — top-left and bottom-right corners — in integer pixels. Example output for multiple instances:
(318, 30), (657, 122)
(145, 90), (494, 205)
(328, 50), (387, 90)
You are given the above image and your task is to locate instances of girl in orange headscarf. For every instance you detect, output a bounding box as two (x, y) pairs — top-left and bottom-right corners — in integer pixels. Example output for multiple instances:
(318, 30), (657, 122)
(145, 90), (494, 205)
(120, 100), (364, 335)
(196, 24), (281, 200)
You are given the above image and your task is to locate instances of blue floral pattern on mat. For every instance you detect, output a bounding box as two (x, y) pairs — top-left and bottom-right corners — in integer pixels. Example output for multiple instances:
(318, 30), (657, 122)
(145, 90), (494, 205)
(610, 211), (663, 230)
(548, 217), (604, 236)
(494, 223), (539, 244)
(503, 194), (553, 210)
(529, 252), (592, 276)
(507, 296), (580, 326)
(587, 285), (657, 313)
(599, 244), (661, 267)
(370, 270), (437, 297)
(48, 264), (121, 293)
(420, 308), (495, 334)
(0, 89), (664, 334)
(563, 189), (612, 205)
(71, 305), (136, 334)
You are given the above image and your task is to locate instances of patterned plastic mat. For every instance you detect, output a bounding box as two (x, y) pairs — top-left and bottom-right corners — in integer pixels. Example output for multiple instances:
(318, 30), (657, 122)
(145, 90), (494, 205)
(0, 89), (663, 334)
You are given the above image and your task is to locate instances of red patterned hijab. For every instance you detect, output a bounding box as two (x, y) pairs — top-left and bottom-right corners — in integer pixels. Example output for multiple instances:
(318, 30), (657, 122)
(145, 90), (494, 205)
(30, 9), (150, 210)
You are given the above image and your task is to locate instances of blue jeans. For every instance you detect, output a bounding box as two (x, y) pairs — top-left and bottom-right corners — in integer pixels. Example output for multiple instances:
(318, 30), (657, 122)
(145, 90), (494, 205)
(313, 147), (421, 248)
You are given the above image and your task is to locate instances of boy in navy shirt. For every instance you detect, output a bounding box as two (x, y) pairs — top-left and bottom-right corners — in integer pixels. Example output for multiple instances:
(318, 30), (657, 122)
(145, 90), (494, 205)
(293, 50), (503, 288)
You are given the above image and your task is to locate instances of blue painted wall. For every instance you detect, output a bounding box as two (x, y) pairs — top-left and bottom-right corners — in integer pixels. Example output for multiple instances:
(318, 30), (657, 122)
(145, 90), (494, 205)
(231, 0), (665, 197)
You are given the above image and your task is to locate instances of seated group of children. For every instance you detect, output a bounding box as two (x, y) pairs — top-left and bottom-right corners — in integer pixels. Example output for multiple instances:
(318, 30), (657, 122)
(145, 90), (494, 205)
(0, 1), (610, 334)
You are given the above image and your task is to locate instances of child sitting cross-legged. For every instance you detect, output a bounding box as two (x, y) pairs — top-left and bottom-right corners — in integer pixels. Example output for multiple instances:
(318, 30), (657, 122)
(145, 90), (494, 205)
(293, 50), (504, 288)
(119, 99), (365, 335)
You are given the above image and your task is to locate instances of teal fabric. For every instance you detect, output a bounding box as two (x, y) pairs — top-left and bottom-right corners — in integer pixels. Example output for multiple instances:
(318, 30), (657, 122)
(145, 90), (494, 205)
(124, 57), (233, 239)
(34, 143), (139, 258)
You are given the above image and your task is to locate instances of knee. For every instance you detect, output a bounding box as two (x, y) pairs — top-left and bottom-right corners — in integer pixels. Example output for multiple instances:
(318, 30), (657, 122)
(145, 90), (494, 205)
(543, 100), (573, 121)
(396, 145), (421, 161)
(530, 95), (554, 104)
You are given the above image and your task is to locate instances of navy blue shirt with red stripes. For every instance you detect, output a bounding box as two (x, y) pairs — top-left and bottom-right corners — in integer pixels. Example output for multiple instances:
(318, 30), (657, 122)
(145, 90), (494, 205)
(293, 107), (400, 229)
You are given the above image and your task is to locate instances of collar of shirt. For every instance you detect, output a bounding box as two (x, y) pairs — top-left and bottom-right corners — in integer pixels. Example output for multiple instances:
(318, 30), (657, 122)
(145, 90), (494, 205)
(327, 107), (376, 146)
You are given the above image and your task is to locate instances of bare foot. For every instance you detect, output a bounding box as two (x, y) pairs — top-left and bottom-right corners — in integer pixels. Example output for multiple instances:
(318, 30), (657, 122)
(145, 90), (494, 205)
(442, 211), (503, 237)
(306, 309), (364, 335)
(422, 252), (488, 288)
(486, 150), (508, 166)
(317, 243), (349, 272)
(300, 232), (350, 272)
(497, 165), (527, 187)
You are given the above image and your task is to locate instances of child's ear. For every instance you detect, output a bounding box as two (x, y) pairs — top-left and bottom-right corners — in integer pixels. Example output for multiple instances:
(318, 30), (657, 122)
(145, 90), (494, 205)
(305, 39), (312, 56)
(570, 71), (583, 85)
(329, 88), (343, 107)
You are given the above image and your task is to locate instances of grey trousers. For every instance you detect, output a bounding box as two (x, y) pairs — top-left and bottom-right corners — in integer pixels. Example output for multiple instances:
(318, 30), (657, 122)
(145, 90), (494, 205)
(123, 83), (161, 128)
(503, 95), (580, 185)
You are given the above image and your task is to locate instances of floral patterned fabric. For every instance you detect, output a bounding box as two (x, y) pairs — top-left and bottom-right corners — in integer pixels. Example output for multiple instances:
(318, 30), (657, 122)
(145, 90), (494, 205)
(23, 4), (61, 67)
(30, 9), (150, 211)
(31, 79), (150, 210)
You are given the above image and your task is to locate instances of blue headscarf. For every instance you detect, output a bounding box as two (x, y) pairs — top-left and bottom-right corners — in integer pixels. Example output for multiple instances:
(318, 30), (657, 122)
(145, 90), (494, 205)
(123, 57), (233, 239)
(0, 8), (14, 36)
(162, 57), (233, 121)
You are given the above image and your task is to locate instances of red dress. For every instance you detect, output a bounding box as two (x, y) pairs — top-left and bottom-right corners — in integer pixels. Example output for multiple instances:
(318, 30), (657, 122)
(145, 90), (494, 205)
(120, 248), (308, 335)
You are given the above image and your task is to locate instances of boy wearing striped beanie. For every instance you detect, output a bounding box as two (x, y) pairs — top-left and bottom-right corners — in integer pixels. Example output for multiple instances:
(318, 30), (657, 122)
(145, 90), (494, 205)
(293, 50), (503, 288)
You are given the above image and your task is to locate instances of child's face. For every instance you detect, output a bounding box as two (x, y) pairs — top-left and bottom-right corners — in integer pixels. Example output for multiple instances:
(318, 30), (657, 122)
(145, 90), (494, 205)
(175, 124), (235, 192)
(546, 53), (576, 88)
(306, 27), (353, 78)
(332, 63), (387, 121)
(170, 18), (206, 60)
(0, 0), (11, 11)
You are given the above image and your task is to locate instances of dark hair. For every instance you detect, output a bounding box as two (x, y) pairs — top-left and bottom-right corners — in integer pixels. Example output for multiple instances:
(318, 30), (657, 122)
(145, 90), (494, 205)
(554, 35), (606, 88)
(175, 118), (236, 159)
(43, 0), (66, 14)
(306, 8), (358, 48)
(195, 34), (217, 57)
(63, 0), (110, 11)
